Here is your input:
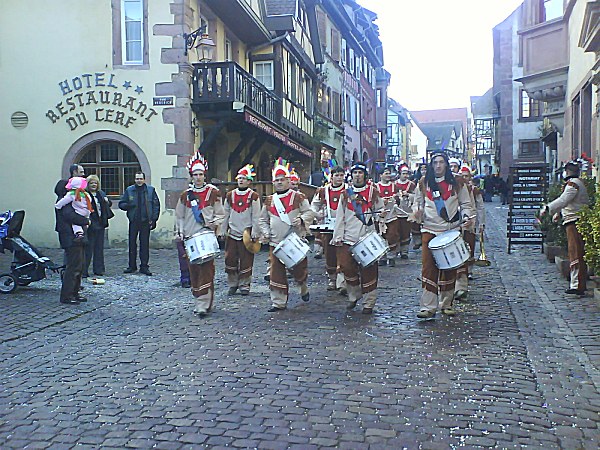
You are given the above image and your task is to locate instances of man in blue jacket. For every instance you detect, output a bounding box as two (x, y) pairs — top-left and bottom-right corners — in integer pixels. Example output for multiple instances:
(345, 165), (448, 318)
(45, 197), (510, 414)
(119, 171), (160, 275)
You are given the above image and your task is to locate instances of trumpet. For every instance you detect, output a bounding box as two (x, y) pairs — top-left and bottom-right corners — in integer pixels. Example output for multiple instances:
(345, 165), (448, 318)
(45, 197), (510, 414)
(474, 228), (491, 267)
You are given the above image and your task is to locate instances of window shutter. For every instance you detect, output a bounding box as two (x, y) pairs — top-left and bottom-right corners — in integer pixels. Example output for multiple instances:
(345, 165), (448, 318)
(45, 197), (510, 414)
(317, 10), (327, 49)
(332, 91), (341, 124)
(331, 28), (340, 62)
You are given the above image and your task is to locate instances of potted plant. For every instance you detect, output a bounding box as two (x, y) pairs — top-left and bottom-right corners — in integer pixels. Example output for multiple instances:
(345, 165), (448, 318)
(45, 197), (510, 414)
(538, 183), (568, 263)
(576, 176), (599, 290)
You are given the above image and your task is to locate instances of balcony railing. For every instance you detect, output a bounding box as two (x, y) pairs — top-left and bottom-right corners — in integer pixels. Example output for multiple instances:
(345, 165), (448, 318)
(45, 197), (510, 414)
(192, 62), (281, 124)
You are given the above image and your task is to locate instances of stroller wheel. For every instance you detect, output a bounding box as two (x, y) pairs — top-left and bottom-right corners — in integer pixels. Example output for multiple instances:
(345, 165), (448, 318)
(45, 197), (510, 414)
(0, 273), (18, 294)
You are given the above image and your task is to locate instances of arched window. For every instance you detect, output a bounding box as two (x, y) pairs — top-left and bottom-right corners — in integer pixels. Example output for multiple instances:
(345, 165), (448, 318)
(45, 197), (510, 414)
(76, 140), (141, 197)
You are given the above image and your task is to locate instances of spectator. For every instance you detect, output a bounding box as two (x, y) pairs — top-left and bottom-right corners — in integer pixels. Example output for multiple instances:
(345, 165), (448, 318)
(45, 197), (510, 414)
(498, 177), (509, 205)
(119, 171), (160, 276)
(56, 202), (89, 305)
(84, 174), (113, 277)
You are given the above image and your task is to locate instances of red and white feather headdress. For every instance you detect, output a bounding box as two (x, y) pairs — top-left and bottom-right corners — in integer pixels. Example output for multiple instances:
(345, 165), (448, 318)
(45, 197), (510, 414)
(186, 150), (208, 174)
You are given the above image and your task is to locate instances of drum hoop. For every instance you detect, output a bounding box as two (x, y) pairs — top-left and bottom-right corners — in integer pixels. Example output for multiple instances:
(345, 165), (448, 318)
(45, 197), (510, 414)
(185, 229), (214, 242)
(349, 230), (376, 250)
(428, 231), (462, 250)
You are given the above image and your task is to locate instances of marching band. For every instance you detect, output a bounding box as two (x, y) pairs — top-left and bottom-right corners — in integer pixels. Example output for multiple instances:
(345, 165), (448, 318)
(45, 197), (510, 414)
(177, 152), (487, 319)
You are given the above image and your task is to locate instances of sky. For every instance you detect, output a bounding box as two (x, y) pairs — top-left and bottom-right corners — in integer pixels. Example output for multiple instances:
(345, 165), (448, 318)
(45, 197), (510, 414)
(357, 0), (525, 112)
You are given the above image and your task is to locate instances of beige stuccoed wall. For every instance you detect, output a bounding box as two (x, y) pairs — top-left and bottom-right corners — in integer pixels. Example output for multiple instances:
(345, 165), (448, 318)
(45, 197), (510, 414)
(566, 1), (596, 98)
(0, 0), (179, 248)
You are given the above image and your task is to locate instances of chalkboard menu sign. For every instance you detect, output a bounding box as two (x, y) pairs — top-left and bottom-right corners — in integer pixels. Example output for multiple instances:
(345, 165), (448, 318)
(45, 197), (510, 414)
(507, 164), (548, 253)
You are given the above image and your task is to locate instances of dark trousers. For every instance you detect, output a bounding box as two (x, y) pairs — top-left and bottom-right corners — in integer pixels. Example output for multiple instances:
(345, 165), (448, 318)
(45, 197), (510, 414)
(84, 227), (106, 276)
(128, 221), (150, 270)
(176, 240), (190, 283)
(60, 243), (85, 301)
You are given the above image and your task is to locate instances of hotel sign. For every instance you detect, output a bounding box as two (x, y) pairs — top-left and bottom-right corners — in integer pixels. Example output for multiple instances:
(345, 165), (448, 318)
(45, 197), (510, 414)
(244, 111), (312, 158)
(45, 72), (158, 131)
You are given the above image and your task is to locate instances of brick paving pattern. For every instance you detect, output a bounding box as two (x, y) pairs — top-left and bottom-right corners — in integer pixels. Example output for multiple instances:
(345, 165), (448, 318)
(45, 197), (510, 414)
(0, 199), (599, 448)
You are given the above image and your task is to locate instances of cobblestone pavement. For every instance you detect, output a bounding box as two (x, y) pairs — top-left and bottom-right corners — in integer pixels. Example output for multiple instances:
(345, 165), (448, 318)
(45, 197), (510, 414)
(1, 198), (599, 449)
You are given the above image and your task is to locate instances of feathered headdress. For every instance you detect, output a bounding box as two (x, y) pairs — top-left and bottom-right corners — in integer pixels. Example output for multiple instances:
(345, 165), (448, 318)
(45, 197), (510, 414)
(272, 157), (290, 180)
(323, 166), (332, 184)
(186, 150), (208, 174)
(459, 164), (472, 175)
(289, 167), (300, 183)
(237, 164), (256, 180)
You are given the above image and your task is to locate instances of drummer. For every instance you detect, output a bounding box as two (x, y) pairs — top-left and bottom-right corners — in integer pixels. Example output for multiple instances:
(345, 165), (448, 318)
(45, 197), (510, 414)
(412, 152), (474, 319)
(259, 158), (314, 312)
(376, 167), (401, 267)
(221, 164), (262, 296)
(395, 164), (416, 259)
(454, 164), (484, 300)
(331, 162), (385, 314)
(310, 166), (346, 291)
(175, 151), (225, 317)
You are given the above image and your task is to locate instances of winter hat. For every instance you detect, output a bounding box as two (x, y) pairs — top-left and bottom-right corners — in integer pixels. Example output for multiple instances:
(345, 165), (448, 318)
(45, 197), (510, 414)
(66, 176), (87, 190)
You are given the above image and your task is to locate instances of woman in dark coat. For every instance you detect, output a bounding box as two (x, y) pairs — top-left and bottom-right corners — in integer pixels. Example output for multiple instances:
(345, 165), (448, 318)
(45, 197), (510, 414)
(84, 174), (113, 277)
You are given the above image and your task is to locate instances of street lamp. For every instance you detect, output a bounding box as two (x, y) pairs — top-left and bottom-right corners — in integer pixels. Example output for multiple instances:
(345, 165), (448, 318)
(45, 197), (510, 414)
(184, 26), (215, 62)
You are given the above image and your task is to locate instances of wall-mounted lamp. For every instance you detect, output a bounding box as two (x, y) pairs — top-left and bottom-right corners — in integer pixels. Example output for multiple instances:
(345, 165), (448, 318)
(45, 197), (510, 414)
(184, 26), (215, 62)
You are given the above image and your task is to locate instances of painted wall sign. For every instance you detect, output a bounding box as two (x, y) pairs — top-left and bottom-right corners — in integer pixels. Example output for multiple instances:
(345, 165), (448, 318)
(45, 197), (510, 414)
(153, 96), (174, 106)
(244, 111), (312, 158)
(45, 72), (158, 131)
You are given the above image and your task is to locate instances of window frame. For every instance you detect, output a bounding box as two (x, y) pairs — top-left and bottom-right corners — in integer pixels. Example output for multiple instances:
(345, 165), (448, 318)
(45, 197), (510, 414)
(77, 141), (142, 199)
(121, 0), (144, 65)
(113, 0), (149, 68)
(519, 139), (542, 158)
(519, 89), (542, 121)
(253, 61), (274, 90)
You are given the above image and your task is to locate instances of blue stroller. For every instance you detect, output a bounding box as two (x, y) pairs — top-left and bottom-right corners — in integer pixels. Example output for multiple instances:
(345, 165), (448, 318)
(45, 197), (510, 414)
(0, 210), (64, 294)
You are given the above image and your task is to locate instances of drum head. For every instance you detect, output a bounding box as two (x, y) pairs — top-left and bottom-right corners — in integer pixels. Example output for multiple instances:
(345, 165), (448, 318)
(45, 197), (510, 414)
(429, 230), (460, 248)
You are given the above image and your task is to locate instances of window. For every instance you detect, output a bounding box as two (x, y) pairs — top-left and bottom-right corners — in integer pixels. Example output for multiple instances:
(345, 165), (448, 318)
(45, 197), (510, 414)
(122, 0), (144, 64)
(254, 61), (274, 90)
(376, 89), (382, 108)
(225, 39), (232, 61)
(77, 141), (142, 197)
(519, 140), (542, 157)
(341, 39), (347, 67)
(542, 0), (562, 22)
(520, 90), (541, 120)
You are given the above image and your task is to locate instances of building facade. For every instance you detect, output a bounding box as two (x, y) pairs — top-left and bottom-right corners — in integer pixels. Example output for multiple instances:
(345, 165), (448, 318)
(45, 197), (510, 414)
(1, 0), (390, 247)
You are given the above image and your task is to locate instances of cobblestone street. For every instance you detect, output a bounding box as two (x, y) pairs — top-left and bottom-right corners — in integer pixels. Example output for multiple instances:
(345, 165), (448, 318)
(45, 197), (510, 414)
(1, 200), (599, 449)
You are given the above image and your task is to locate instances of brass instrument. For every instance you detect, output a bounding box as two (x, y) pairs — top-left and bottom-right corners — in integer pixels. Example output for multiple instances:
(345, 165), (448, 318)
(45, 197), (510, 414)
(474, 229), (491, 267)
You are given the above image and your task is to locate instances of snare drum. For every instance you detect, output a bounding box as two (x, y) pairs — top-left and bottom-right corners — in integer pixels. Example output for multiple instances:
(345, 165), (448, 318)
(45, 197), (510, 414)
(428, 230), (470, 270)
(273, 232), (310, 268)
(349, 231), (389, 267)
(184, 230), (220, 264)
(309, 217), (336, 233)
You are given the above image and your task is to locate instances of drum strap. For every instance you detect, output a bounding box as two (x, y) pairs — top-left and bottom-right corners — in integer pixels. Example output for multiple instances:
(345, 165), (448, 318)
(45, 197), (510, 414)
(272, 193), (292, 226)
(346, 187), (372, 226)
(325, 186), (331, 220)
(187, 191), (205, 225)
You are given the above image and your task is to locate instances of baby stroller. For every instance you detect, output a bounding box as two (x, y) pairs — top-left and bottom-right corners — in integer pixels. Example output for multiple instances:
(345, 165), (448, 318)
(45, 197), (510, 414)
(0, 210), (64, 294)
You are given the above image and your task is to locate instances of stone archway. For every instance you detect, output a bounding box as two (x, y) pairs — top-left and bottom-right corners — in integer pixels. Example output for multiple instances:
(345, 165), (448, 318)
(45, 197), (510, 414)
(63, 130), (151, 183)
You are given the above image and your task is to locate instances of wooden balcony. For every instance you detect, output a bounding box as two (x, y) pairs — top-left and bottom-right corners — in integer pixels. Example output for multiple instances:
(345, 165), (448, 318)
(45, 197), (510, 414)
(191, 62), (281, 124)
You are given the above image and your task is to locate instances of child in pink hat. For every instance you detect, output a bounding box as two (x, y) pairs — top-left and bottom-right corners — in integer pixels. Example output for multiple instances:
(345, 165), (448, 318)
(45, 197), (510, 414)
(55, 176), (93, 240)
